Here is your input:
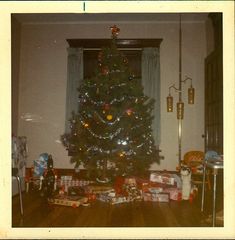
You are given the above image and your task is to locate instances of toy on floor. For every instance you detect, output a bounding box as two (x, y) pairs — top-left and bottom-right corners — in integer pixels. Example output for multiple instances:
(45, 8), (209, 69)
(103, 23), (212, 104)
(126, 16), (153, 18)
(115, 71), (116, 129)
(180, 166), (191, 200)
(40, 155), (56, 199)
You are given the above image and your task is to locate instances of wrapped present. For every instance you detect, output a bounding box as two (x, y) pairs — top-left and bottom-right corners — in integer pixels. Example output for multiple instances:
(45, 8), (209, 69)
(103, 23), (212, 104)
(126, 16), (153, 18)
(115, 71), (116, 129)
(163, 187), (182, 201)
(48, 195), (88, 208)
(135, 177), (150, 190)
(84, 184), (113, 194)
(68, 186), (86, 197)
(123, 184), (142, 201)
(97, 193), (110, 202)
(124, 176), (136, 185)
(97, 192), (130, 205)
(57, 179), (92, 191)
(110, 196), (130, 205)
(86, 193), (96, 202)
(143, 192), (169, 202)
(114, 176), (125, 195)
(150, 172), (175, 185)
(148, 187), (163, 194)
(136, 179), (165, 193)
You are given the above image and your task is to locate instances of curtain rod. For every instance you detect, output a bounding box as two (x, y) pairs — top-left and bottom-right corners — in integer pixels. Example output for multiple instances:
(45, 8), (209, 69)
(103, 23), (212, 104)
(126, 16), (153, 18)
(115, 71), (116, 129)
(84, 48), (142, 51)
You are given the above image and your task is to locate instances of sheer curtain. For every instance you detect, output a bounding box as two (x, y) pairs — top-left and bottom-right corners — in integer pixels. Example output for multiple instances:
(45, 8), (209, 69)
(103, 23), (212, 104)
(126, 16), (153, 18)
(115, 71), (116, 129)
(141, 48), (161, 146)
(65, 48), (83, 133)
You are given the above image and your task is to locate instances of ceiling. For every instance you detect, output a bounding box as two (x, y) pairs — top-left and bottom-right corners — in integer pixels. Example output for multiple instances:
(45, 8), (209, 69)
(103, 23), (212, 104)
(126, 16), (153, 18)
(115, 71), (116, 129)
(13, 13), (210, 24)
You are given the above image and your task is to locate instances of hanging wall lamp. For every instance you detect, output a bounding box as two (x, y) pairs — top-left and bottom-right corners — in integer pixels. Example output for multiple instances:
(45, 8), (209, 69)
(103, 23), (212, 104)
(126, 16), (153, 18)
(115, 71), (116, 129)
(167, 76), (195, 115)
(166, 14), (196, 167)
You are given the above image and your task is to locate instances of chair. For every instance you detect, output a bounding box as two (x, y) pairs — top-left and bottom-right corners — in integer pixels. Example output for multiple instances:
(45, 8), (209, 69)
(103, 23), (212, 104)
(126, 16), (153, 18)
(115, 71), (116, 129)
(12, 135), (27, 216)
(12, 168), (24, 216)
(182, 151), (211, 190)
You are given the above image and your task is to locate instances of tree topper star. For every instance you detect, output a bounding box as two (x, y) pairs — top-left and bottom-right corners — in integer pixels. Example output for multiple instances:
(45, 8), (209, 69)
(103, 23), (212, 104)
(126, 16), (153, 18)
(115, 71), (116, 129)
(110, 25), (120, 38)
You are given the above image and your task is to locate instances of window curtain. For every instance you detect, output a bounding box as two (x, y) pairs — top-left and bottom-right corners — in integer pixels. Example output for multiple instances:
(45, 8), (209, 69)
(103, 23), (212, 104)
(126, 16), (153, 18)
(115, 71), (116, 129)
(141, 48), (161, 146)
(65, 48), (83, 133)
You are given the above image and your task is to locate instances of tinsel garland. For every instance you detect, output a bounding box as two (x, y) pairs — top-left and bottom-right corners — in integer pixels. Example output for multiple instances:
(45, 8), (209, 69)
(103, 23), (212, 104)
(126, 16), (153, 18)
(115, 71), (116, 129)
(75, 111), (151, 140)
(80, 117), (122, 140)
(78, 94), (142, 106)
(82, 82), (127, 89)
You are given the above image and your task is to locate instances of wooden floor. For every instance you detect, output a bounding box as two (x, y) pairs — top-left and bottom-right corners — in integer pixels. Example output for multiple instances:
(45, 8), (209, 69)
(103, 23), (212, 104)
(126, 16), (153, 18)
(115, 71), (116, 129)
(12, 186), (223, 228)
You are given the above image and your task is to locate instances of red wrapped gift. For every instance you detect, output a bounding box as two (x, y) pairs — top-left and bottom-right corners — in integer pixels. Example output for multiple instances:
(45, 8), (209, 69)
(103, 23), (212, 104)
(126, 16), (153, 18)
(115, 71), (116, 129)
(135, 177), (150, 189)
(114, 176), (126, 195)
(163, 187), (182, 201)
(150, 172), (175, 185)
(86, 193), (96, 202)
(142, 182), (165, 192)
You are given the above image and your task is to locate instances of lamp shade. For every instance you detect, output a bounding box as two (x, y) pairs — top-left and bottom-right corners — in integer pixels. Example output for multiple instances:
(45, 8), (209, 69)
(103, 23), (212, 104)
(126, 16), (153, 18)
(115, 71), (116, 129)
(177, 102), (184, 119)
(167, 95), (173, 112)
(188, 86), (195, 104)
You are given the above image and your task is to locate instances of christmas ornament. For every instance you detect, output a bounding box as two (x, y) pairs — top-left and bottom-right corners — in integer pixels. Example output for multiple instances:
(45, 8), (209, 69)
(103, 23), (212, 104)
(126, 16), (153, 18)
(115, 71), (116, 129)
(119, 152), (124, 157)
(110, 25), (120, 38)
(102, 67), (109, 75)
(123, 57), (128, 64)
(126, 108), (133, 116)
(104, 103), (110, 111)
(106, 114), (113, 121)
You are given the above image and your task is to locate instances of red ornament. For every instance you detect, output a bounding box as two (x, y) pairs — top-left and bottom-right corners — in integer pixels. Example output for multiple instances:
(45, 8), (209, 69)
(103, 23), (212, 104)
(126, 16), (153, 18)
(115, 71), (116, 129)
(101, 66), (109, 75)
(104, 103), (110, 110)
(114, 176), (125, 195)
(126, 108), (133, 116)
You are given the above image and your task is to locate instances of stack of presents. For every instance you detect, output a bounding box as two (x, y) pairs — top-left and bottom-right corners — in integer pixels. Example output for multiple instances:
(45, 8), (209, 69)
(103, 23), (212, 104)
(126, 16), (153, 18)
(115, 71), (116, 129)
(25, 153), (198, 208)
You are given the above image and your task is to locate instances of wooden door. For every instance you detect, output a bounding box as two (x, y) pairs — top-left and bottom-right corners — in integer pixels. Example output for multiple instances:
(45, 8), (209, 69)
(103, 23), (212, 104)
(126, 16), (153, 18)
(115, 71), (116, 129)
(204, 13), (223, 155)
(204, 47), (223, 154)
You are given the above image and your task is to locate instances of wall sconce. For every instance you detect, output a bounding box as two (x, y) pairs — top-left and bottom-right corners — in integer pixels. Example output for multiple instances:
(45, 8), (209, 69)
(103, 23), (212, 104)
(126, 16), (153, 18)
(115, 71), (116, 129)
(177, 102), (184, 120)
(182, 76), (195, 105)
(166, 76), (195, 116)
(166, 76), (195, 119)
(167, 94), (173, 112)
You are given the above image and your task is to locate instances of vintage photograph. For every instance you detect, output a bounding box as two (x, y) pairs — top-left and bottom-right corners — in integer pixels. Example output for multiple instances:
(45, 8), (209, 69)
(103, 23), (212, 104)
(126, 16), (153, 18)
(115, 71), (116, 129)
(1, 1), (234, 239)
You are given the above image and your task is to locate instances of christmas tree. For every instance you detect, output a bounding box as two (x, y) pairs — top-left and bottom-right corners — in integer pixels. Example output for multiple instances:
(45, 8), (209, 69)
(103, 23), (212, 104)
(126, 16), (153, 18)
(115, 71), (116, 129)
(62, 25), (159, 181)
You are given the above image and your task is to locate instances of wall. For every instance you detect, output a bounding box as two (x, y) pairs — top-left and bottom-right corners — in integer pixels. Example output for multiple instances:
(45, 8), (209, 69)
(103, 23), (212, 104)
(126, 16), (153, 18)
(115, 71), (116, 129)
(16, 19), (207, 170)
